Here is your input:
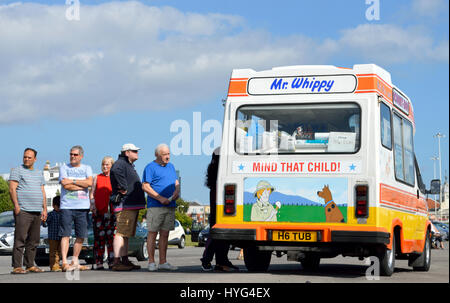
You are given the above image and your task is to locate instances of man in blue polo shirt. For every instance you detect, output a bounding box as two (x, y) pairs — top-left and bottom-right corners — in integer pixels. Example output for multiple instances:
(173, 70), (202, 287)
(142, 143), (180, 272)
(9, 148), (47, 274)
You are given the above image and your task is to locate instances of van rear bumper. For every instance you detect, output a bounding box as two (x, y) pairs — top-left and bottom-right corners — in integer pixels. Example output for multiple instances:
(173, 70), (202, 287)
(210, 228), (256, 241)
(331, 231), (390, 244)
(210, 228), (389, 245)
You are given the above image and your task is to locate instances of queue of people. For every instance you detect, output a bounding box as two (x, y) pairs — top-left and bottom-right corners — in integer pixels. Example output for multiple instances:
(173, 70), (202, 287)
(8, 143), (180, 274)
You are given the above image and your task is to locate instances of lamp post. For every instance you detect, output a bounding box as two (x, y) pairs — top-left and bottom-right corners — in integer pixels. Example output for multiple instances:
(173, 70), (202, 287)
(431, 156), (439, 217)
(434, 133), (446, 221)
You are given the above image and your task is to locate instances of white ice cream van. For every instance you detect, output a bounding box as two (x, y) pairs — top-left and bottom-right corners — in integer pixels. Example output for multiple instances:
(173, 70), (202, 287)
(210, 64), (440, 276)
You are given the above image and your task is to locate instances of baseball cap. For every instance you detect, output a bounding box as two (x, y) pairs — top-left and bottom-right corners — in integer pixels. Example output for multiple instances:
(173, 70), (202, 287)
(121, 143), (141, 152)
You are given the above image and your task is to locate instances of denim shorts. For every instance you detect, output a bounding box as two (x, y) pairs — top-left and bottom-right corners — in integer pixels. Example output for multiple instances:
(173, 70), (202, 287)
(59, 209), (89, 239)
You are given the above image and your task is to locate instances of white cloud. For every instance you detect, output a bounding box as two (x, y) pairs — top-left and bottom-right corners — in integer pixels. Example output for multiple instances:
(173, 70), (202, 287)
(412, 0), (447, 17)
(0, 2), (448, 124)
(338, 24), (449, 64)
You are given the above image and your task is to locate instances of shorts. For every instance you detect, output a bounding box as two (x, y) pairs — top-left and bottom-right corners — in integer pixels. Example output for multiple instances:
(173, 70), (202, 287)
(147, 207), (175, 232)
(115, 209), (139, 238)
(59, 209), (89, 239)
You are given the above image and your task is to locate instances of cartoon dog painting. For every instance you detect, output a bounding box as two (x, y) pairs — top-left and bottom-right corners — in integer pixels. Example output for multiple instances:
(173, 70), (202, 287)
(317, 185), (345, 223)
(251, 180), (281, 222)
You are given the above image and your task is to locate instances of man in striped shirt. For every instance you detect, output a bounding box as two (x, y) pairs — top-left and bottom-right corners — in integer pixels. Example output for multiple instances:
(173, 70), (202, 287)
(8, 148), (47, 274)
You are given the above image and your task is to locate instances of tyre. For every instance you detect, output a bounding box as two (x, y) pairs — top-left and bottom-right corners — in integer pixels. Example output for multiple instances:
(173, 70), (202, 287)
(178, 236), (185, 249)
(411, 230), (431, 271)
(243, 246), (272, 272)
(136, 240), (148, 261)
(378, 234), (395, 276)
(300, 254), (321, 271)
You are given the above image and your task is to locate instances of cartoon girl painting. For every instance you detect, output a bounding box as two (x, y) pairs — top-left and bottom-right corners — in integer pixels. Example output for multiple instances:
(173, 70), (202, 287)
(251, 180), (281, 222)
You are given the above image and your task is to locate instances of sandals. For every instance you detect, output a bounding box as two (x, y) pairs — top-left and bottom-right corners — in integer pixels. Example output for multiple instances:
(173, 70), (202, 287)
(62, 262), (91, 272)
(11, 267), (28, 274)
(26, 266), (44, 273)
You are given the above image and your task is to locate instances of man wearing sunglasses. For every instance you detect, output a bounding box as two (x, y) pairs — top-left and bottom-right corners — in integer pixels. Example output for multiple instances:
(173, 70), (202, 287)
(109, 143), (146, 271)
(59, 145), (93, 272)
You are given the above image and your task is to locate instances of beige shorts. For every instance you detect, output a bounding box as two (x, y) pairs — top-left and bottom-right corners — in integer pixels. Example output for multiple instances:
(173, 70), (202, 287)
(147, 207), (175, 232)
(115, 209), (139, 237)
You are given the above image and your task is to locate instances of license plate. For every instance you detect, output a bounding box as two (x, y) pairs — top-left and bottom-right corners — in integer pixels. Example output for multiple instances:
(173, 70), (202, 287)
(271, 230), (317, 242)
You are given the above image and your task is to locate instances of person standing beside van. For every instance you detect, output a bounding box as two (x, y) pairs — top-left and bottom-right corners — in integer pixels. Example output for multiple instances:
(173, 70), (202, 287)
(9, 148), (47, 274)
(142, 143), (180, 271)
(200, 147), (238, 272)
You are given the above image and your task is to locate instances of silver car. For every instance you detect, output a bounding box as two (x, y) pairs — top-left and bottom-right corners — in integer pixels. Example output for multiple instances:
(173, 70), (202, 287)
(0, 211), (15, 253)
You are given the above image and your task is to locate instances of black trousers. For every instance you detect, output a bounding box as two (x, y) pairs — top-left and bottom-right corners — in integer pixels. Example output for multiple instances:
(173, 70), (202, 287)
(201, 238), (230, 265)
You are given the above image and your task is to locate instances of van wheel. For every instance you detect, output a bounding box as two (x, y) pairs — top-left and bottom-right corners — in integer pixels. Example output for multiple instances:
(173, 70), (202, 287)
(243, 246), (272, 272)
(300, 254), (321, 271)
(378, 234), (396, 276)
(136, 240), (148, 261)
(411, 230), (431, 271)
(178, 236), (185, 249)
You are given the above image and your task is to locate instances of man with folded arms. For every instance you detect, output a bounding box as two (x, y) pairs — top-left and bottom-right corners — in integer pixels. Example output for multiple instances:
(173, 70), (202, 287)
(59, 145), (92, 272)
(9, 148), (47, 274)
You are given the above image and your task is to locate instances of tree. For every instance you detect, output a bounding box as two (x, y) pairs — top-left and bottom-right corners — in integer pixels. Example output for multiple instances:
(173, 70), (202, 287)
(175, 197), (192, 231)
(0, 177), (13, 213)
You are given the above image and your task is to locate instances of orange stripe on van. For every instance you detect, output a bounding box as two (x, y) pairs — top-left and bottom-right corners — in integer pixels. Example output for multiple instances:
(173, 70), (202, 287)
(228, 78), (248, 97)
(356, 74), (392, 102)
(380, 183), (427, 214)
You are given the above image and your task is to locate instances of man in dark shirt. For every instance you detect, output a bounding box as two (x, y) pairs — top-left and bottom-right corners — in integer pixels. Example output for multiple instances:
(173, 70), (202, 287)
(109, 143), (146, 271)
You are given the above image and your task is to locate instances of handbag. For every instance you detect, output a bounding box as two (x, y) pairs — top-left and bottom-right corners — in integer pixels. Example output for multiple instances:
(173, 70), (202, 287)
(110, 192), (123, 206)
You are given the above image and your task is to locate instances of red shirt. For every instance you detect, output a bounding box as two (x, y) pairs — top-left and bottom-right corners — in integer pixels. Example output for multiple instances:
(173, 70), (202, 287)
(94, 174), (112, 215)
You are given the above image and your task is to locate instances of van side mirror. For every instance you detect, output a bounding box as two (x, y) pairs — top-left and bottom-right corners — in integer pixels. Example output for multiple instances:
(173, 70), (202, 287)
(428, 179), (441, 195)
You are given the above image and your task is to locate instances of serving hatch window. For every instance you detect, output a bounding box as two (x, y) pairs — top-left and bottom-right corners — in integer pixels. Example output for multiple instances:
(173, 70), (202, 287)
(235, 103), (361, 154)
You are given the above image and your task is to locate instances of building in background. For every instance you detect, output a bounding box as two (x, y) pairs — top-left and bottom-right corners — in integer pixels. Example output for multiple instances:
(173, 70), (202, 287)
(43, 161), (62, 208)
(186, 202), (210, 226)
(438, 178), (449, 222)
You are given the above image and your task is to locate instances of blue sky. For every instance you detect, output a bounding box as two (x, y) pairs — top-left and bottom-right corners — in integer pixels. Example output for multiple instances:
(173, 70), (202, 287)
(0, 0), (448, 204)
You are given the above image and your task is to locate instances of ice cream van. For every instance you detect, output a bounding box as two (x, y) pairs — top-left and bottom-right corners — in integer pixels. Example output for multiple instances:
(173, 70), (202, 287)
(210, 64), (441, 276)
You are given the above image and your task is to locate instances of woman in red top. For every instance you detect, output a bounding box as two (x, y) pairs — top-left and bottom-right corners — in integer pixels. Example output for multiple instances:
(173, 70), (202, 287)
(90, 156), (115, 269)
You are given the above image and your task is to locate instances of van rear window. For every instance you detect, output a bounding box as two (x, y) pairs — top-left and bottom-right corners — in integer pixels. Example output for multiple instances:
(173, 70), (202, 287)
(235, 103), (361, 154)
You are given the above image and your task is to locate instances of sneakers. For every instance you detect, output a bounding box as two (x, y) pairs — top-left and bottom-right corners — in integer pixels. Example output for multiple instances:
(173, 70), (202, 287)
(214, 264), (237, 272)
(201, 261), (213, 272)
(158, 262), (178, 271)
(122, 260), (141, 270)
(111, 262), (134, 271)
(147, 262), (158, 272)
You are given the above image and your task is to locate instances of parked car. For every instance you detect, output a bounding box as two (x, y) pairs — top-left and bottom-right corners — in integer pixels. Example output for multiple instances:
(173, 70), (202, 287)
(151, 219), (186, 249)
(35, 213), (149, 266)
(1, 211), (48, 255)
(0, 211), (15, 254)
(198, 225), (210, 247)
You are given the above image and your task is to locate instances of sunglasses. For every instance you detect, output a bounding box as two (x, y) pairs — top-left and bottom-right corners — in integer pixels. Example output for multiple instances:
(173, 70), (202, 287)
(70, 153), (80, 156)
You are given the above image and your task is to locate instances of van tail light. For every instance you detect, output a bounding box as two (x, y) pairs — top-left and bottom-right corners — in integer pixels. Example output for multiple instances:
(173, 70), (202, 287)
(224, 184), (236, 215)
(355, 185), (369, 218)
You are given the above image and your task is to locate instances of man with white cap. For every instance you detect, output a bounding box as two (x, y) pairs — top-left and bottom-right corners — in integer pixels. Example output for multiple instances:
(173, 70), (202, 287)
(109, 143), (146, 271)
